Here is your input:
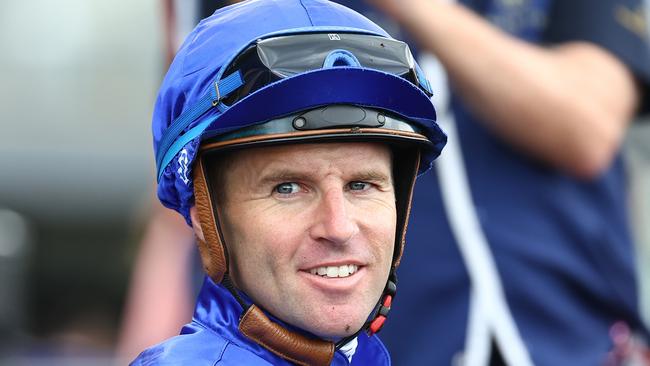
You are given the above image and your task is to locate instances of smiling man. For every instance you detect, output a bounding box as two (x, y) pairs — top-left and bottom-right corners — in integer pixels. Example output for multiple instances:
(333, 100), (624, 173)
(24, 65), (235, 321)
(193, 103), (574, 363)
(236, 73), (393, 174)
(212, 143), (396, 340)
(131, 0), (446, 365)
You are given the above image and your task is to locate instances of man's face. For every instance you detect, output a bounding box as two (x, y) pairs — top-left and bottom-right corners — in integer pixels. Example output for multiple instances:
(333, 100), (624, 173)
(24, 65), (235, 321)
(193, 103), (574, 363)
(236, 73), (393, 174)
(216, 142), (396, 339)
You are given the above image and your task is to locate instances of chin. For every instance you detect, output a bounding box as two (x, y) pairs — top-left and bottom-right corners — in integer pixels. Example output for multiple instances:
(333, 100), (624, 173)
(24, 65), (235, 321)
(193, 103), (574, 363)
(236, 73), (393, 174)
(311, 299), (377, 337)
(305, 314), (366, 340)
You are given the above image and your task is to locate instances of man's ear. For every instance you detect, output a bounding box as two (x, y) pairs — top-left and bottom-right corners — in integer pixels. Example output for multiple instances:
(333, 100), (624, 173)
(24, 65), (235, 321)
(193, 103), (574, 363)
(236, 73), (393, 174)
(189, 206), (205, 242)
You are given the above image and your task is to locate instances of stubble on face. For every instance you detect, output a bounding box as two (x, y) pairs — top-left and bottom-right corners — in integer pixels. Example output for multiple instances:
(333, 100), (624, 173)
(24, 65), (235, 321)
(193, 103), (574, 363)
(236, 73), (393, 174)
(211, 142), (396, 338)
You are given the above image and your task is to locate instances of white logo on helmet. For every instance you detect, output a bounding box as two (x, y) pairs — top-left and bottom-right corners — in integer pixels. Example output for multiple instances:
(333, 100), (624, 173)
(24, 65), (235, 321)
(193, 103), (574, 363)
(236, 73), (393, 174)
(177, 148), (190, 185)
(328, 34), (341, 40)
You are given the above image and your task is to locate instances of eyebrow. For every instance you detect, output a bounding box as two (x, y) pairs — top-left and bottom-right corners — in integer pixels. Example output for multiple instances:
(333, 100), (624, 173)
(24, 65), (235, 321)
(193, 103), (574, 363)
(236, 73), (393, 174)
(258, 169), (306, 186)
(258, 168), (392, 185)
(351, 170), (392, 184)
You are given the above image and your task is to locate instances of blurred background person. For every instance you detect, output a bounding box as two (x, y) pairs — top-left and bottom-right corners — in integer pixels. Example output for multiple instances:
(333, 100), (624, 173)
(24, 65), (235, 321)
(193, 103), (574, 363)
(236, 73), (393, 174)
(361, 1), (650, 365)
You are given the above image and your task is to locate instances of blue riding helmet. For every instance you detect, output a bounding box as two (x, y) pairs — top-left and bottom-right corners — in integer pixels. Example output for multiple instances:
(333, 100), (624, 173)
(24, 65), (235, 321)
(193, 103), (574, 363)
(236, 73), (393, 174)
(153, 0), (446, 224)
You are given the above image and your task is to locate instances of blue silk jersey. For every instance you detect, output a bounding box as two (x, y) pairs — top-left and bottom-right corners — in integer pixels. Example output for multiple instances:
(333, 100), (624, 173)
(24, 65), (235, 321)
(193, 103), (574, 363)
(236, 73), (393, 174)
(131, 277), (391, 365)
(334, 0), (650, 365)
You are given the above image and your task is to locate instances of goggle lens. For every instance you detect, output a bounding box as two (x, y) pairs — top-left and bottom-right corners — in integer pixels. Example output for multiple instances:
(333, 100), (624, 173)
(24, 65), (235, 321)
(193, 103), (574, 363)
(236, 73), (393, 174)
(221, 32), (431, 105)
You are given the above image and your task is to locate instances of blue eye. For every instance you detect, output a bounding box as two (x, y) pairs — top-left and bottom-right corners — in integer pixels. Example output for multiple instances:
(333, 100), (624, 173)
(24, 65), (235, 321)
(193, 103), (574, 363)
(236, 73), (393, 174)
(275, 182), (300, 194)
(349, 181), (369, 191)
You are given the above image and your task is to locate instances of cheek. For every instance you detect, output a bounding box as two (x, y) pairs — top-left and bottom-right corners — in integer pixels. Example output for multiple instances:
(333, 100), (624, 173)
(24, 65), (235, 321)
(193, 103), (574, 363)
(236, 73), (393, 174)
(367, 206), (397, 263)
(223, 209), (300, 274)
(376, 226), (396, 263)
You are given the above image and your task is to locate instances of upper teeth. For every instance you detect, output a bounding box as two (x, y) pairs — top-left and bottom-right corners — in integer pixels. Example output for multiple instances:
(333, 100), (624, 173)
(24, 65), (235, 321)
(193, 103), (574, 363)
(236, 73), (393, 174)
(310, 264), (359, 278)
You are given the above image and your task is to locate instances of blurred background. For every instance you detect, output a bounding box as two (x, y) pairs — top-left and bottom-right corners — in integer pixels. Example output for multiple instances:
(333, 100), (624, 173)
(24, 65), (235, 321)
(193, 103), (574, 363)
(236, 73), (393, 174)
(0, 0), (649, 365)
(0, 0), (159, 364)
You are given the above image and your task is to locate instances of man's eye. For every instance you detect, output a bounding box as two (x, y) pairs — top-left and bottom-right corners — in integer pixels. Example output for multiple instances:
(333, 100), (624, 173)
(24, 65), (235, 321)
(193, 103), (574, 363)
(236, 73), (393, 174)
(348, 181), (370, 191)
(275, 182), (300, 195)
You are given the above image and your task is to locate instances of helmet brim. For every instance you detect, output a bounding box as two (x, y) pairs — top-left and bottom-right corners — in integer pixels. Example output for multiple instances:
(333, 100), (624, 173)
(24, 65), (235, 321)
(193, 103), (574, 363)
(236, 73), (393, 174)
(202, 67), (446, 171)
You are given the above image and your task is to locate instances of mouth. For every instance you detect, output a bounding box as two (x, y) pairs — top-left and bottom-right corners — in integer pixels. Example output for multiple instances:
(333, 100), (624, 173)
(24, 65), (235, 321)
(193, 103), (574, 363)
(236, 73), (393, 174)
(308, 264), (360, 279)
(299, 262), (366, 293)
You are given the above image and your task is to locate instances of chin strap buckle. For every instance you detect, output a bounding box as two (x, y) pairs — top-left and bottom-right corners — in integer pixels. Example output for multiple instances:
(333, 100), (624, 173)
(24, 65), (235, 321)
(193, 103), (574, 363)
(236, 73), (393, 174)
(367, 276), (397, 335)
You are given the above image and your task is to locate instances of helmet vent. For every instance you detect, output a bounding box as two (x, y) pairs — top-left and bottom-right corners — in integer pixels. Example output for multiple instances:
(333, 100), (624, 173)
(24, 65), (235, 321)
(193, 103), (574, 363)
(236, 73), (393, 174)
(293, 105), (384, 130)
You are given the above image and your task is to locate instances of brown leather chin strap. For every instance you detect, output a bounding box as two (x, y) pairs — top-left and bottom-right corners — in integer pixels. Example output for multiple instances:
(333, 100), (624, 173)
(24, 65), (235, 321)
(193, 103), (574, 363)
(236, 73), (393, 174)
(239, 305), (335, 366)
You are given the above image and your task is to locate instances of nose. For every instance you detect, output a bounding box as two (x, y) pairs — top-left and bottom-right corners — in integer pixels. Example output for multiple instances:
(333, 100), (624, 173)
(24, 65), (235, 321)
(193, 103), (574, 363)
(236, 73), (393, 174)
(309, 187), (359, 245)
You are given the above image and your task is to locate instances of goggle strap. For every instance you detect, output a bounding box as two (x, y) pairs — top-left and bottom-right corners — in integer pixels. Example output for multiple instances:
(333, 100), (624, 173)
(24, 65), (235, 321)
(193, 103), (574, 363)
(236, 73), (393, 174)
(155, 70), (244, 176)
(216, 70), (245, 102)
(157, 114), (216, 181)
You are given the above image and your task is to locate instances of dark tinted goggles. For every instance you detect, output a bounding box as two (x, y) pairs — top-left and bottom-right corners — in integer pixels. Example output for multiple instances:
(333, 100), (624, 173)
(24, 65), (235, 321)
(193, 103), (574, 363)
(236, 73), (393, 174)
(221, 32), (433, 105)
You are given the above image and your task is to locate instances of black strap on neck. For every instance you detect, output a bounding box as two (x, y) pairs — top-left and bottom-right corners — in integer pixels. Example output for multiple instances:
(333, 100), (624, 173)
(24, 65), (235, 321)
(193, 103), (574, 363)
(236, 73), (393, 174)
(222, 273), (251, 313)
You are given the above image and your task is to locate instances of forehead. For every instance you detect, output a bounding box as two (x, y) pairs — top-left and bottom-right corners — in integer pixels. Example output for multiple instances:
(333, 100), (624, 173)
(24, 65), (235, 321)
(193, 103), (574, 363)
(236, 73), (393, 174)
(224, 142), (392, 176)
